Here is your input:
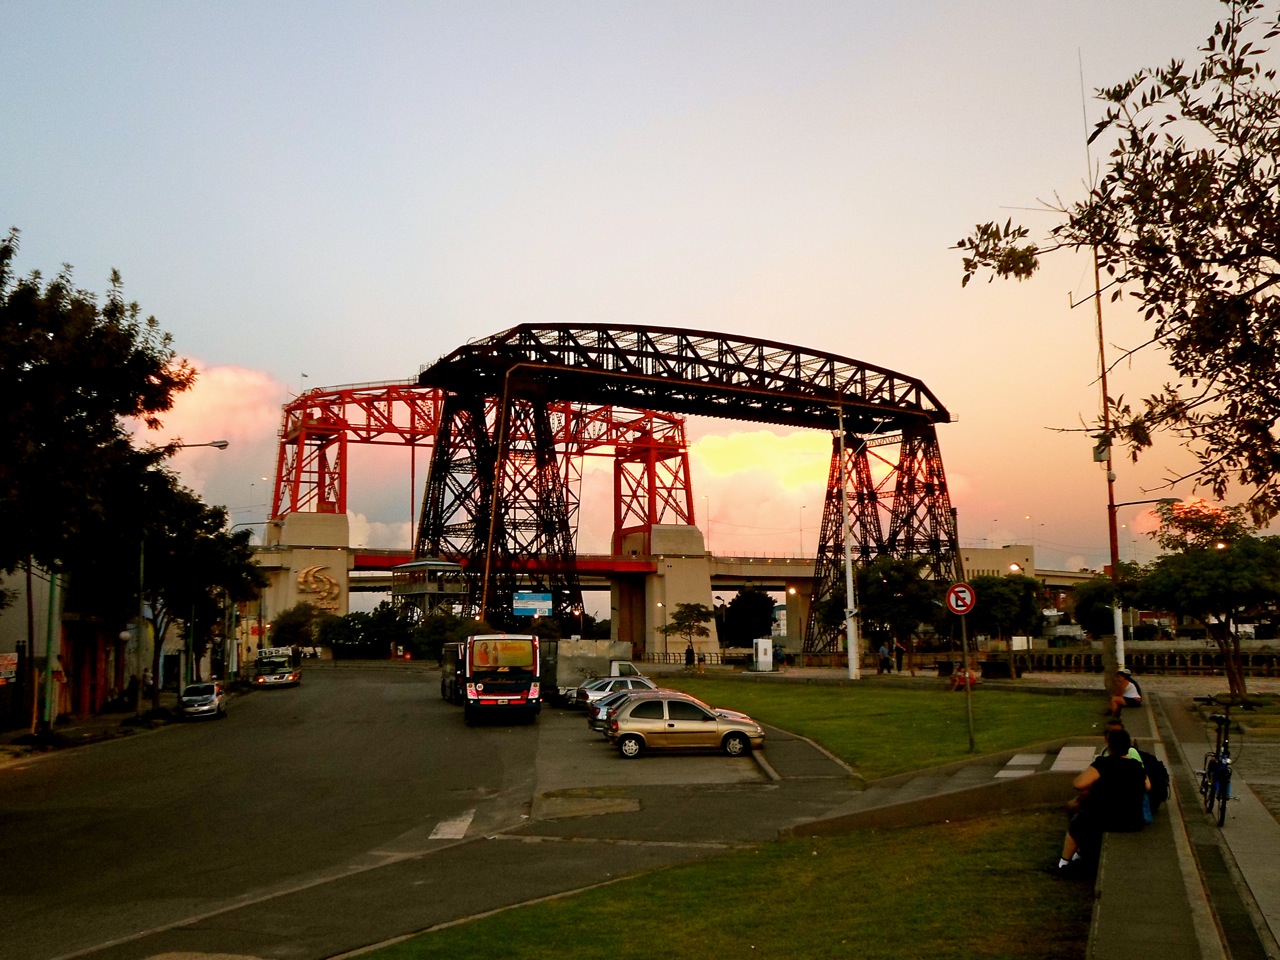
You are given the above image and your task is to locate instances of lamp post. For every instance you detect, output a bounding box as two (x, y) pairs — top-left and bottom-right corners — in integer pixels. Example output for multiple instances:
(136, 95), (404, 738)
(1106, 497), (1177, 669)
(834, 406), (860, 680)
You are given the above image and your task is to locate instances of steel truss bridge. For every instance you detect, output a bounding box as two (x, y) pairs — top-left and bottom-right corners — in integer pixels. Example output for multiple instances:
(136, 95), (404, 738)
(269, 324), (961, 654)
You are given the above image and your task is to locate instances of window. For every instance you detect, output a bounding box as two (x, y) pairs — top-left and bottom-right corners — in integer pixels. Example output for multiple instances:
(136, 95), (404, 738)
(667, 700), (713, 722)
(629, 700), (664, 720)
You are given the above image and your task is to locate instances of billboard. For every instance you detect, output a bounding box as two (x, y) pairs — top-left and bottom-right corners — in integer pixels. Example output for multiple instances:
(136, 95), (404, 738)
(513, 592), (553, 617)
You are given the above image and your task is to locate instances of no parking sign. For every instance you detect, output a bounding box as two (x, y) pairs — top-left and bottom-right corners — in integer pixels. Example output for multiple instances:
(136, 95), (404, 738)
(946, 582), (976, 615)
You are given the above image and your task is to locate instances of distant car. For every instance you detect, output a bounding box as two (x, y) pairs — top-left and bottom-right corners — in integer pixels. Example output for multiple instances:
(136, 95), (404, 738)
(177, 681), (226, 720)
(572, 675), (657, 709)
(606, 690), (764, 758)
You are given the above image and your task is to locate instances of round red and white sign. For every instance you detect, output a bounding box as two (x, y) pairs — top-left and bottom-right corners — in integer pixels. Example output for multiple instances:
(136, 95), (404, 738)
(945, 582), (976, 615)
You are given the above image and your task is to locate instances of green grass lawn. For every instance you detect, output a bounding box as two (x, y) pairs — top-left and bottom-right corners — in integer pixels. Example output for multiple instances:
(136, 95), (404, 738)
(358, 680), (1101, 960)
(659, 678), (1104, 779)
(365, 809), (1091, 960)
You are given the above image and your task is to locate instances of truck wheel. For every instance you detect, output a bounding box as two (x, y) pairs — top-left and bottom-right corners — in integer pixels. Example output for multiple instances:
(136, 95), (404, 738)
(464, 705), (477, 726)
(617, 735), (644, 759)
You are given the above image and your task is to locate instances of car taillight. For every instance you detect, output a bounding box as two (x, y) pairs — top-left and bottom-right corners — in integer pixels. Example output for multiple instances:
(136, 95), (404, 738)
(609, 719), (618, 732)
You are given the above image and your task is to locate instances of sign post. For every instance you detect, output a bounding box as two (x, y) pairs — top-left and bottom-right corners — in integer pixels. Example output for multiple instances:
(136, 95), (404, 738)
(946, 582), (978, 753)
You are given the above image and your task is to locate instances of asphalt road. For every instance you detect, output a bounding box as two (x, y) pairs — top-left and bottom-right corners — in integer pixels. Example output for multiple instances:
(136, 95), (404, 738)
(1, 664), (844, 960)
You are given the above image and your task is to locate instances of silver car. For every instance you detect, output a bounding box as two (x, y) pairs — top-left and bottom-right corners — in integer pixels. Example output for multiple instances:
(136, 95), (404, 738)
(572, 675), (656, 709)
(177, 681), (227, 720)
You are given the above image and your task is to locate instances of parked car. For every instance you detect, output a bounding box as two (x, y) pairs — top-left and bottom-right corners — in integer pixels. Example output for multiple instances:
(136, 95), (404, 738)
(572, 675), (656, 709)
(587, 688), (660, 732)
(177, 681), (227, 720)
(606, 690), (764, 758)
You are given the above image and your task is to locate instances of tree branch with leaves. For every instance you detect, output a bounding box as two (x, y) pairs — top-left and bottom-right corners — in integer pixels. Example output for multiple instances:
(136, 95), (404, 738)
(957, 0), (1280, 521)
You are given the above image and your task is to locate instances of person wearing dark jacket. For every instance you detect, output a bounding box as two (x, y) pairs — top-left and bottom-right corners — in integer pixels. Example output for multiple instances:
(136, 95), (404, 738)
(1056, 725), (1150, 872)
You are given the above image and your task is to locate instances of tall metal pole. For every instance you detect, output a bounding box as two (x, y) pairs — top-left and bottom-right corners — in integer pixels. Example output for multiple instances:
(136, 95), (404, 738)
(135, 540), (145, 716)
(41, 571), (60, 731)
(836, 407), (860, 680)
(1093, 248), (1125, 671)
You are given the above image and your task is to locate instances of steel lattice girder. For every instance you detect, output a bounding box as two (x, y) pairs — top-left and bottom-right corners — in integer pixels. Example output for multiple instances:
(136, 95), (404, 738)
(419, 389), (584, 627)
(272, 381), (443, 518)
(272, 384), (689, 554)
(418, 324), (951, 434)
(804, 425), (960, 655)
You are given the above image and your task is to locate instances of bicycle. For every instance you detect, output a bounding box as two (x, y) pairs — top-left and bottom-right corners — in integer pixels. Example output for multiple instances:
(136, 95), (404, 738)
(1194, 694), (1242, 827)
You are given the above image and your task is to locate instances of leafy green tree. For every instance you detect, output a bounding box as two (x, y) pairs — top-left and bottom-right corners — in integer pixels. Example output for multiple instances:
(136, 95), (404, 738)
(1138, 525), (1280, 699)
(315, 613), (359, 650)
(271, 603), (322, 649)
(968, 575), (1044, 644)
(1071, 576), (1122, 641)
(858, 556), (945, 674)
(659, 602), (714, 651)
(720, 587), (776, 646)
(956, 0), (1280, 521)
(0, 229), (195, 574)
(1151, 500), (1250, 553)
(141, 478), (261, 698)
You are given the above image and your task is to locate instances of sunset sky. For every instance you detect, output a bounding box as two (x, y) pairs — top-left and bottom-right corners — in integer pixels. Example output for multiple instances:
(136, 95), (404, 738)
(3, 1), (1233, 591)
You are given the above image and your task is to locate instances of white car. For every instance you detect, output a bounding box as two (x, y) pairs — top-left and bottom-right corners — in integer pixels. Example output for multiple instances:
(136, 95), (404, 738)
(177, 681), (227, 720)
(572, 675), (656, 709)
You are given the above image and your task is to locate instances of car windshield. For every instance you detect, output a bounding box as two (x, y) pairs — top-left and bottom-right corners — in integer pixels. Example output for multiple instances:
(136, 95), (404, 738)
(183, 685), (215, 697)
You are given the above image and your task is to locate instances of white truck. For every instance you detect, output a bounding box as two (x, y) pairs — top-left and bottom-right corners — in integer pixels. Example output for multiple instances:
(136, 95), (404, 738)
(540, 638), (642, 704)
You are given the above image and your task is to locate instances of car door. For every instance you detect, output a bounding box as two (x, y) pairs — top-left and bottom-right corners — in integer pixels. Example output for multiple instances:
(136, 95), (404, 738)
(623, 698), (667, 746)
(663, 698), (720, 750)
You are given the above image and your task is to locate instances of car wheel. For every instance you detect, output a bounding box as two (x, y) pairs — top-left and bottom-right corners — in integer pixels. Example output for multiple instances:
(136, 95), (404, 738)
(722, 732), (751, 757)
(617, 734), (644, 759)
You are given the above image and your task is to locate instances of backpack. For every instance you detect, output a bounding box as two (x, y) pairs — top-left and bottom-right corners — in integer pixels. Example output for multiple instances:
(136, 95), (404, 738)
(1137, 748), (1169, 814)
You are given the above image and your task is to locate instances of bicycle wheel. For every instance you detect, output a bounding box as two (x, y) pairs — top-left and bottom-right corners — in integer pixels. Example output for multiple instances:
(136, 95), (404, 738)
(1203, 758), (1219, 813)
(1216, 769), (1231, 827)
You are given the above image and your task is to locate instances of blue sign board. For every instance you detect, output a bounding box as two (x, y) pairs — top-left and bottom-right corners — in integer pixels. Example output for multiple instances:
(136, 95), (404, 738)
(513, 592), (553, 617)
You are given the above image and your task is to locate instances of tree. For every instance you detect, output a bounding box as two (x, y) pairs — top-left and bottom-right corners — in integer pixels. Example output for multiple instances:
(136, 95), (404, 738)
(0, 229), (195, 574)
(1151, 499), (1250, 553)
(968, 575), (1045, 645)
(719, 587), (775, 646)
(857, 556), (945, 674)
(1071, 576), (1124, 641)
(135, 469), (262, 702)
(271, 603), (323, 649)
(658, 602), (714, 650)
(956, 1), (1280, 521)
(1136, 505), (1280, 698)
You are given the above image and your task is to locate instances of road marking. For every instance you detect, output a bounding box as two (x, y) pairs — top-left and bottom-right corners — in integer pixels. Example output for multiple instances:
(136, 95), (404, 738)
(429, 809), (475, 839)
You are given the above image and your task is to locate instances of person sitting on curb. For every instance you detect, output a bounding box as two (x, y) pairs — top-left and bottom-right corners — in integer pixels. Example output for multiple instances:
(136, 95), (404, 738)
(1107, 668), (1143, 718)
(950, 663), (980, 691)
(1055, 725), (1150, 874)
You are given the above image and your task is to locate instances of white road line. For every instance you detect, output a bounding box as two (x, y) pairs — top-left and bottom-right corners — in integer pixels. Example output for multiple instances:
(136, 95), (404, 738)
(429, 809), (475, 840)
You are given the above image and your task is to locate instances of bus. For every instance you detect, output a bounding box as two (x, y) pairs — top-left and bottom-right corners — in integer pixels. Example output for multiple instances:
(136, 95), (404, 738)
(462, 633), (541, 724)
(254, 646), (302, 687)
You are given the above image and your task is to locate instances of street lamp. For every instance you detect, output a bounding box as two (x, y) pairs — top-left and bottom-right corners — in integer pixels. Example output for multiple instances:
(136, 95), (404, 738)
(1106, 497), (1178, 668)
(833, 406), (860, 680)
(171, 439), (229, 450)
